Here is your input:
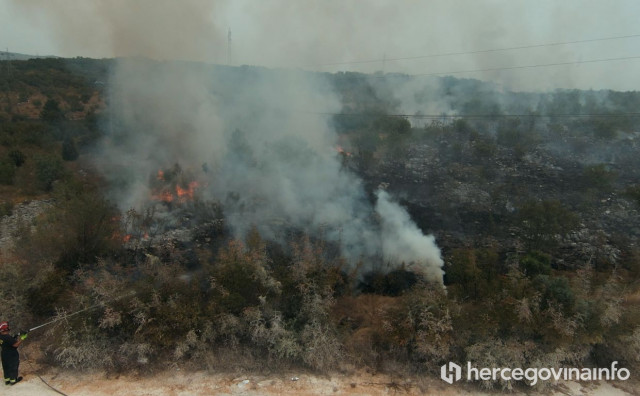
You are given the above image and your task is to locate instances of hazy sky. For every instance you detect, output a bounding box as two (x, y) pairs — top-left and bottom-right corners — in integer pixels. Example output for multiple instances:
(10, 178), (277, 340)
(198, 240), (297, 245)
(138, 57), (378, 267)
(2, 0), (640, 91)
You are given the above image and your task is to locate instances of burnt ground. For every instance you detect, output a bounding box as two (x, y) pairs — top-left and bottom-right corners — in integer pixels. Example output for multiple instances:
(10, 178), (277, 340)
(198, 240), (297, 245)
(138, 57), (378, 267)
(349, 123), (640, 276)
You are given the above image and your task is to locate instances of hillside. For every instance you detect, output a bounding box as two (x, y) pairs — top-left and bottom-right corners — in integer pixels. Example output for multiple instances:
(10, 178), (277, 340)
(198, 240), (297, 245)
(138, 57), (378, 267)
(0, 57), (639, 393)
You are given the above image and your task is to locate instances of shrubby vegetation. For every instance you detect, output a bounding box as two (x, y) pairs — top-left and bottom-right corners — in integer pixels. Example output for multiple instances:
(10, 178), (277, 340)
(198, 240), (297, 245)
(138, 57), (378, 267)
(1, 59), (640, 391)
(6, 182), (635, 386)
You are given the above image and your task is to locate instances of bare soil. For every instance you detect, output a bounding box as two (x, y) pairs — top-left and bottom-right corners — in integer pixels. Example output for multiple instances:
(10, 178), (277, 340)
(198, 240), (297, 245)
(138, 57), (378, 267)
(0, 369), (635, 396)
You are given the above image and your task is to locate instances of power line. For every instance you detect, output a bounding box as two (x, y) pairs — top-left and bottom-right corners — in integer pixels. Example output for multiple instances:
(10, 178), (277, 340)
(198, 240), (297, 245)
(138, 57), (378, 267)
(410, 55), (640, 78)
(313, 112), (640, 119)
(330, 54), (640, 80)
(307, 33), (640, 68)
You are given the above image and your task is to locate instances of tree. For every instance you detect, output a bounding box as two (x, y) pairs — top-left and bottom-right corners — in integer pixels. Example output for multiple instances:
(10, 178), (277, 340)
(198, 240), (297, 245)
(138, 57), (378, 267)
(8, 150), (25, 167)
(19, 179), (121, 272)
(40, 99), (65, 122)
(0, 160), (15, 185)
(62, 137), (79, 161)
(54, 186), (120, 271)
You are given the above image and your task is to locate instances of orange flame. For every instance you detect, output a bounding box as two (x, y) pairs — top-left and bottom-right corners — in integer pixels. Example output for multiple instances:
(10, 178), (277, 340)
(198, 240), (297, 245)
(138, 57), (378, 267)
(336, 145), (352, 157)
(176, 181), (199, 202)
(123, 234), (132, 243)
(152, 190), (174, 203)
(150, 168), (199, 204)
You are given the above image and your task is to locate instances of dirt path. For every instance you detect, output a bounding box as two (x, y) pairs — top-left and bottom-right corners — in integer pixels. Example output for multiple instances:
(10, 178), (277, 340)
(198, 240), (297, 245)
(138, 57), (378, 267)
(0, 370), (635, 396)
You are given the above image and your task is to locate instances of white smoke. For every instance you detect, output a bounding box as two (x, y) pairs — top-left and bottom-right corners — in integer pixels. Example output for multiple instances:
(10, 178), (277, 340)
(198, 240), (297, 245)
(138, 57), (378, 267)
(95, 59), (444, 283)
(10, 0), (445, 284)
(376, 190), (444, 281)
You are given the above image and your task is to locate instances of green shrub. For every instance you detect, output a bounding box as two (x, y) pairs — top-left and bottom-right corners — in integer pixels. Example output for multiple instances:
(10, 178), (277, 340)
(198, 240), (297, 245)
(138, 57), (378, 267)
(520, 251), (551, 277)
(536, 275), (575, 312)
(212, 239), (281, 315)
(35, 154), (65, 191)
(0, 160), (16, 185)
(40, 99), (65, 122)
(8, 149), (25, 167)
(62, 136), (79, 161)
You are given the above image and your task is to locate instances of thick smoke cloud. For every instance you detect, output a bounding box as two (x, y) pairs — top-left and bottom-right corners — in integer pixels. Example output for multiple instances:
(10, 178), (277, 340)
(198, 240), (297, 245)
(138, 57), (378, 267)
(99, 59), (443, 282)
(8, 0), (473, 283)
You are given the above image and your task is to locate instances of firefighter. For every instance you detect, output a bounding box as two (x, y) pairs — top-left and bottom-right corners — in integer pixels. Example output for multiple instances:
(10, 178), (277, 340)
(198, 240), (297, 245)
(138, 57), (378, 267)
(0, 321), (27, 385)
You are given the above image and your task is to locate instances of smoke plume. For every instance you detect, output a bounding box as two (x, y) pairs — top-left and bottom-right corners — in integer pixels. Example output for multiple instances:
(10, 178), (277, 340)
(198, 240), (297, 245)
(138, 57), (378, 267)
(99, 59), (444, 282)
(9, 0), (445, 282)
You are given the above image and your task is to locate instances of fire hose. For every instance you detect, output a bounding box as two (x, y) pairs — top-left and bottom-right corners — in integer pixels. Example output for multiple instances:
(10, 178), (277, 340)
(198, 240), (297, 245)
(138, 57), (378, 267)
(20, 291), (136, 395)
(27, 290), (136, 333)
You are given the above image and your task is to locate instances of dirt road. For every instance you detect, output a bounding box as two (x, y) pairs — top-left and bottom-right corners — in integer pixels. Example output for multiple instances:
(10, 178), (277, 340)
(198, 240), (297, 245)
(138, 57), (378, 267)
(0, 370), (634, 396)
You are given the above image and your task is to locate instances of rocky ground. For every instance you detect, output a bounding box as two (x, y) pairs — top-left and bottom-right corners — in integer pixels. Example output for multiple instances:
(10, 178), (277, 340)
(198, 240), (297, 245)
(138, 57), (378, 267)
(0, 200), (52, 251)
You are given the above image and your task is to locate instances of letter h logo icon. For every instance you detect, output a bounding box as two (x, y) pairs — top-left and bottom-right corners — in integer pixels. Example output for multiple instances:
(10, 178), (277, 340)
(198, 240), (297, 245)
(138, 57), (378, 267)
(441, 362), (462, 384)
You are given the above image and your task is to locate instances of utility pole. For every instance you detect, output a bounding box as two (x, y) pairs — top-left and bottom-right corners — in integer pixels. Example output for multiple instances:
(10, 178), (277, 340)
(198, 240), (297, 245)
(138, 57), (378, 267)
(3, 48), (12, 100)
(109, 87), (113, 135)
(382, 52), (386, 74)
(227, 28), (232, 65)
(4, 48), (12, 78)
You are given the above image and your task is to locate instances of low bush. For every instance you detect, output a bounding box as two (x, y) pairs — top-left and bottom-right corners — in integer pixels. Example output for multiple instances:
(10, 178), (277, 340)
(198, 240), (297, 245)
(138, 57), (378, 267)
(35, 154), (65, 191)
(0, 160), (15, 185)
